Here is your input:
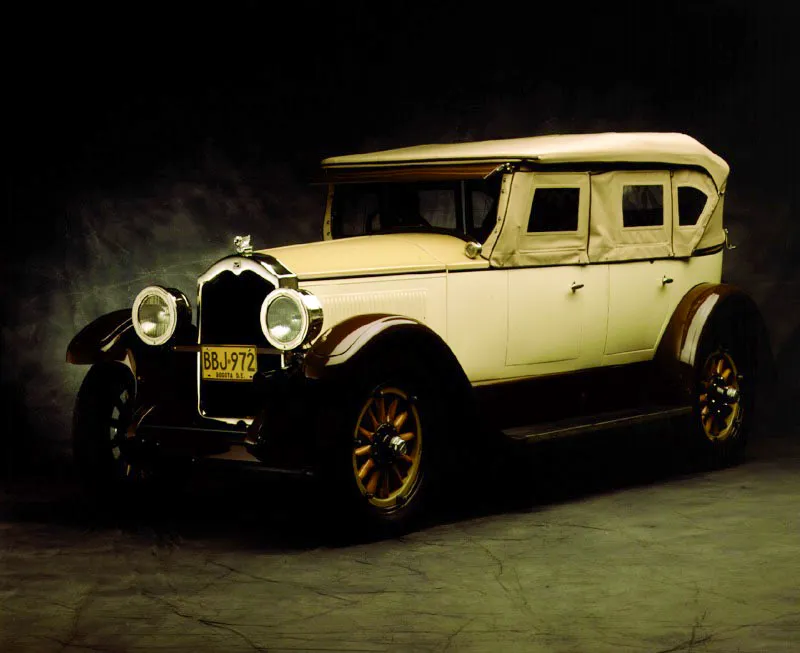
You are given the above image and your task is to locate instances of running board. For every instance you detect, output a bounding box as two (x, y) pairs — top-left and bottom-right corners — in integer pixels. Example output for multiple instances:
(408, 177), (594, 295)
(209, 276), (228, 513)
(502, 405), (693, 444)
(137, 423), (248, 437)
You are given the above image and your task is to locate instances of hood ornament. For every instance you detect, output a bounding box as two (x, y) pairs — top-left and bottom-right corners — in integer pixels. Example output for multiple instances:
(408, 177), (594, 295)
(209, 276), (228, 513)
(233, 234), (254, 256)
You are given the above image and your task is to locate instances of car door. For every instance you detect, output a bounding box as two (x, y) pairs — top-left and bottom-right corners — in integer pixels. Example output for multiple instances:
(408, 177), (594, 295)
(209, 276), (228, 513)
(507, 264), (606, 369)
(502, 173), (608, 375)
(605, 260), (675, 357)
(598, 172), (675, 359)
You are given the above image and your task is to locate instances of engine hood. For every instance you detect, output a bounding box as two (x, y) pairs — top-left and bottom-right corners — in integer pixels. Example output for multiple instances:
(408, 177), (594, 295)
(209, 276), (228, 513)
(257, 233), (488, 281)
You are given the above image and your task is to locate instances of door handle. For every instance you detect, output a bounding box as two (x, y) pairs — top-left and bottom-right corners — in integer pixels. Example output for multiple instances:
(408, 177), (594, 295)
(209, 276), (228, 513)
(661, 276), (674, 285)
(570, 282), (584, 292)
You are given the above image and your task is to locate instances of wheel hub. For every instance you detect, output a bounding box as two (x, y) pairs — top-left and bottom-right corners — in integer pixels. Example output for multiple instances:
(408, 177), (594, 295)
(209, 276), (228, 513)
(709, 375), (739, 404)
(705, 376), (735, 420)
(699, 351), (742, 441)
(371, 423), (403, 466)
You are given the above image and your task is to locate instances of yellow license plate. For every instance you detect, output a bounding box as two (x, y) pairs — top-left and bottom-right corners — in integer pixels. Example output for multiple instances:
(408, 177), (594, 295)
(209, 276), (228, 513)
(201, 346), (258, 382)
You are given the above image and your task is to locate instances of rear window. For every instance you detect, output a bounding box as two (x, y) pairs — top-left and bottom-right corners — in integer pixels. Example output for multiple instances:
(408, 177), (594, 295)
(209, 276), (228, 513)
(527, 187), (580, 232)
(622, 184), (664, 228)
(677, 186), (709, 226)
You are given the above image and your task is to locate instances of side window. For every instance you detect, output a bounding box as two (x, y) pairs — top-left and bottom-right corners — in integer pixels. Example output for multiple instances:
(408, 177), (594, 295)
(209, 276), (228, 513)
(334, 189), (379, 236)
(470, 189), (495, 229)
(622, 184), (664, 228)
(527, 187), (580, 233)
(677, 186), (708, 226)
(466, 175), (502, 241)
(418, 189), (457, 229)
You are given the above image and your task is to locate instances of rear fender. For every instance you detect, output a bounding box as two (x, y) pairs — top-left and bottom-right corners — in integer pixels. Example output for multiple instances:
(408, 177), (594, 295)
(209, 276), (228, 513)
(655, 283), (771, 397)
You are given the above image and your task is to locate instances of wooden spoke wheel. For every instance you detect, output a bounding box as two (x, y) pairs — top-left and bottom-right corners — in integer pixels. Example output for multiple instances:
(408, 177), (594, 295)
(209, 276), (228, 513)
(698, 350), (743, 443)
(351, 386), (423, 509)
(73, 364), (146, 490)
(107, 385), (137, 478)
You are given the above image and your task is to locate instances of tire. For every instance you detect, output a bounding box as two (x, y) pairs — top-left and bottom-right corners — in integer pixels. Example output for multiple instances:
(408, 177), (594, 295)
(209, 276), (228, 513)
(72, 363), (145, 495)
(688, 314), (755, 468)
(320, 354), (440, 535)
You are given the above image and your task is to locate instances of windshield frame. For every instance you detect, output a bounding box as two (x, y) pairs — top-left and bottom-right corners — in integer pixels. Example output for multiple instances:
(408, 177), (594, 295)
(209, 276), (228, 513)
(325, 175), (503, 244)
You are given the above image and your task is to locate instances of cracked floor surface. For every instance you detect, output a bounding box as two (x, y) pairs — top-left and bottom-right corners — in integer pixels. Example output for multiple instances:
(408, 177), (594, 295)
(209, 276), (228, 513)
(1, 429), (798, 652)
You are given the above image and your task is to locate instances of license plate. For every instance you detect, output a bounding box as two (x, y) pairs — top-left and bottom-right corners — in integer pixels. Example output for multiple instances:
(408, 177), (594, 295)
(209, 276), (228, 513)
(201, 346), (258, 382)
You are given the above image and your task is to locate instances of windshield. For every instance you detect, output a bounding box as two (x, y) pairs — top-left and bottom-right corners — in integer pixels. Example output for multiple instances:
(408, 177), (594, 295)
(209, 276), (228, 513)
(330, 177), (501, 243)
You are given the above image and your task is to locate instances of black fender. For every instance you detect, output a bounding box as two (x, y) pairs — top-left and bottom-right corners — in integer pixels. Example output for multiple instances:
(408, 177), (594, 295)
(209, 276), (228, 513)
(66, 309), (198, 407)
(655, 282), (773, 399)
(304, 314), (468, 387)
(66, 309), (139, 371)
(302, 314), (478, 458)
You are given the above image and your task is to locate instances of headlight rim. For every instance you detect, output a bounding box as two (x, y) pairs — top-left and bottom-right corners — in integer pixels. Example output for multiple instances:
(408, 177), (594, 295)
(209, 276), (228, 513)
(132, 285), (180, 346)
(259, 288), (323, 351)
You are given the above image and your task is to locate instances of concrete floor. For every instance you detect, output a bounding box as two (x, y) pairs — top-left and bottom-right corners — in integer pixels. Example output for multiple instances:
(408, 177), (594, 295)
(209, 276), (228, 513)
(1, 426), (798, 652)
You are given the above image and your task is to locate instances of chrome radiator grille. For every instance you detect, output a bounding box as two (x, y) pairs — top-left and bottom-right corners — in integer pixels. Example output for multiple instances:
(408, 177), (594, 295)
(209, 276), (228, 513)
(198, 270), (280, 418)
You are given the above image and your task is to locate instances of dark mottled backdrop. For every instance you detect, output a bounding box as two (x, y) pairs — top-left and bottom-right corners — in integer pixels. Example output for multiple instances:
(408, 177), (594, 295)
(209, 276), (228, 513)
(4, 2), (798, 474)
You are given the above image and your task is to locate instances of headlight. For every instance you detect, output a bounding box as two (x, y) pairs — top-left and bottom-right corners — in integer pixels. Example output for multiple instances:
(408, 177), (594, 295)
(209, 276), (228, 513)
(260, 288), (323, 351)
(132, 286), (190, 346)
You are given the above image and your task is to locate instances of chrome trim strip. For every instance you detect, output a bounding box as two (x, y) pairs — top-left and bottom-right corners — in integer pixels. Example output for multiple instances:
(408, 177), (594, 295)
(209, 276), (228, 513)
(196, 254), (298, 290)
(252, 252), (297, 283)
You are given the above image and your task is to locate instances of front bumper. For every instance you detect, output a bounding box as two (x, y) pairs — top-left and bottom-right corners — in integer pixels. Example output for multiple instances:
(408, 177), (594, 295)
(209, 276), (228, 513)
(134, 368), (320, 475)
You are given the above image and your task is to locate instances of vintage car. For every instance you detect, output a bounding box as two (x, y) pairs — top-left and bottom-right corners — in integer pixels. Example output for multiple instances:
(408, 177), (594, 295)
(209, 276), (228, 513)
(67, 132), (764, 530)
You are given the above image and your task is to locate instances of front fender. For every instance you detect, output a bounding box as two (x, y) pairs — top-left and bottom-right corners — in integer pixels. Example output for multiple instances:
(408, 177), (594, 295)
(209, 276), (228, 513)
(300, 313), (478, 466)
(66, 309), (137, 367)
(303, 314), (462, 381)
(67, 308), (199, 413)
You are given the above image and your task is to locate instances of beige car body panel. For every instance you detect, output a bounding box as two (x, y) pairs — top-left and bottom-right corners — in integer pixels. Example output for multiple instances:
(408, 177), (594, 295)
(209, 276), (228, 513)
(603, 252), (723, 366)
(300, 272), (449, 343)
(259, 232), (487, 281)
(260, 132), (729, 386)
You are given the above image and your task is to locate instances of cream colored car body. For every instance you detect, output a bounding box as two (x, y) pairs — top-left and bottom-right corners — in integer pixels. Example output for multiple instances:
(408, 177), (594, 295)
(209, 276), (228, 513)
(260, 132), (728, 386)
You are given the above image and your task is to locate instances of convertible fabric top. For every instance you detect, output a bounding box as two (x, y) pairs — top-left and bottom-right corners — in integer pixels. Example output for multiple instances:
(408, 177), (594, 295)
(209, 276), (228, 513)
(322, 132), (729, 191)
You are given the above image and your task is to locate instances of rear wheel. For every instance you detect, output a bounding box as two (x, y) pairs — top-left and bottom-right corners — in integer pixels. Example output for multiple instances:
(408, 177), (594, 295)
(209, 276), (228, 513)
(690, 323), (753, 467)
(698, 350), (743, 443)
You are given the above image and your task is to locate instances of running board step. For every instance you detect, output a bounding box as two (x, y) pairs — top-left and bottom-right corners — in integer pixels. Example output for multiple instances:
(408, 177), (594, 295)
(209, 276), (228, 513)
(502, 405), (692, 444)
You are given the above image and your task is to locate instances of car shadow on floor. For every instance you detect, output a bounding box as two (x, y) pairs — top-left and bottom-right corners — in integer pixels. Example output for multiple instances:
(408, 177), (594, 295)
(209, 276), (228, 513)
(429, 422), (686, 521)
(5, 415), (788, 550)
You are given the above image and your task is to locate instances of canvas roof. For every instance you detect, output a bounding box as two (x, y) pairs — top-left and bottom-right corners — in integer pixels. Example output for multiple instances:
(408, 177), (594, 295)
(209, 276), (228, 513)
(322, 132), (729, 190)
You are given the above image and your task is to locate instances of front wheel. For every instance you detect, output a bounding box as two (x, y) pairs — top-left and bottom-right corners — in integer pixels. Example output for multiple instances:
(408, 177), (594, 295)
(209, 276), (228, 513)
(72, 363), (147, 495)
(351, 385), (425, 513)
(323, 365), (436, 535)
